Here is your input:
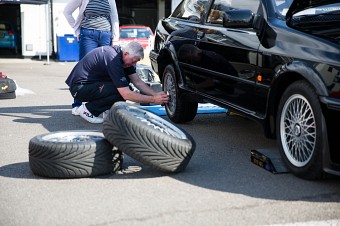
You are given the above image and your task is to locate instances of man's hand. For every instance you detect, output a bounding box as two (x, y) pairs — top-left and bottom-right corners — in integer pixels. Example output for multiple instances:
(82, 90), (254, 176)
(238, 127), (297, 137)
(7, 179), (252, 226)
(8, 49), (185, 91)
(152, 91), (169, 105)
(118, 87), (169, 105)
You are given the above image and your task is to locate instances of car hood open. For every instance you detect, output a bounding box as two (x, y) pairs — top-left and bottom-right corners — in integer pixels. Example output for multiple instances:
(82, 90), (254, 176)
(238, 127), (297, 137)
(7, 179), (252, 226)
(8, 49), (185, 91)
(286, 0), (339, 20)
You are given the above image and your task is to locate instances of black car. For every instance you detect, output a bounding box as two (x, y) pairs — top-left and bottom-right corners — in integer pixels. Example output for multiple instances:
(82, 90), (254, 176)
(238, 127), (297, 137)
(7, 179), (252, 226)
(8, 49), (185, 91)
(149, 0), (340, 179)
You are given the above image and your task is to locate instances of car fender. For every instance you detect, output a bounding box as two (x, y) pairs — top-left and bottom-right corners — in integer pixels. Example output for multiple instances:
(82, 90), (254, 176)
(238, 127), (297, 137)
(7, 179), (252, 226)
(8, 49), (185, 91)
(157, 41), (184, 85)
(275, 61), (328, 96)
(265, 61), (329, 138)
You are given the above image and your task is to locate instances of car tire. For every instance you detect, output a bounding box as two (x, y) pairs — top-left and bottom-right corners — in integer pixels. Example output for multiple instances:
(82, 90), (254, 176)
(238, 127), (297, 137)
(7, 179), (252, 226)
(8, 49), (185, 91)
(163, 64), (198, 123)
(102, 101), (196, 173)
(276, 80), (327, 179)
(0, 91), (16, 99)
(29, 130), (114, 178)
(0, 77), (16, 99)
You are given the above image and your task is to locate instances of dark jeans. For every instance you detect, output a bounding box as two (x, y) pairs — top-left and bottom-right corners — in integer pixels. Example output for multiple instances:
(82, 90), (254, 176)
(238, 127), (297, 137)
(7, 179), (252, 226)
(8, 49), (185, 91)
(70, 82), (124, 117)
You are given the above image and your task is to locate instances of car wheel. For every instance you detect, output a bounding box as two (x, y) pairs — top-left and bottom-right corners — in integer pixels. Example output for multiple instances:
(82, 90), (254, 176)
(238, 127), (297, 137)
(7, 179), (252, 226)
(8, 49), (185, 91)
(29, 130), (114, 178)
(276, 80), (327, 179)
(163, 64), (198, 123)
(103, 101), (196, 173)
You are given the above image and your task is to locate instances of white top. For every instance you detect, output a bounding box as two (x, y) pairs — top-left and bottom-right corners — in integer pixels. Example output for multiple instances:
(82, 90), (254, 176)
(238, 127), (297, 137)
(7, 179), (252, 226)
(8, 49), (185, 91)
(63, 0), (119, 41)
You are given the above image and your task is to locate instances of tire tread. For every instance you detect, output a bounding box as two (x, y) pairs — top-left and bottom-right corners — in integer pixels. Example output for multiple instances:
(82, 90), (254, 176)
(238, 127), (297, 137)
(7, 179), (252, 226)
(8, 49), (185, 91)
(29, 131), (114, 178)
(103, 102), (195, 173)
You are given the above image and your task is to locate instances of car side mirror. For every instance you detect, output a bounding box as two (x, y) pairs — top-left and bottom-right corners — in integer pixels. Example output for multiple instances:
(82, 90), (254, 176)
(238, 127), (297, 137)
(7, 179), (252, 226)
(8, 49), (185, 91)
(252, 14), (265, 33)
(222, 9), (254, 28)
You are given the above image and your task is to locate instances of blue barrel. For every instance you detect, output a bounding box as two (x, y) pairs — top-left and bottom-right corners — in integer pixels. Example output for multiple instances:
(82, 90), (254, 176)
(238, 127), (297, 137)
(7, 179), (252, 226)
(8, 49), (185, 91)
(56, 34), (79, 62)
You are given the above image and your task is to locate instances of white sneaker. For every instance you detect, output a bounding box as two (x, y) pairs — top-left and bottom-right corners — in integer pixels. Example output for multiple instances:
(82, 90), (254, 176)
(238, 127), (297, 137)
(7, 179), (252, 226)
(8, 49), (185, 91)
(78, 104), (104, 124)
(102, 110), (110, 120)
(71, 106), (80, 116)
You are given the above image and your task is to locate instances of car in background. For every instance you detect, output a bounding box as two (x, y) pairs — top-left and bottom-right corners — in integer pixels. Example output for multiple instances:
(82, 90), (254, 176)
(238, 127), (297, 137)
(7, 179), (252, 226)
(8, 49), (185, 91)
(0, 20), (17, 54)
(150, 0), (340, 179)
(119, 25), (154, 49)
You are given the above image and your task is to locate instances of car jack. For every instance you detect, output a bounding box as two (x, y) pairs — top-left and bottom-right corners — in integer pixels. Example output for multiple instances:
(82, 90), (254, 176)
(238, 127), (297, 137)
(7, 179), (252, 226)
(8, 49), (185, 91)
(251, 148), (289, 174)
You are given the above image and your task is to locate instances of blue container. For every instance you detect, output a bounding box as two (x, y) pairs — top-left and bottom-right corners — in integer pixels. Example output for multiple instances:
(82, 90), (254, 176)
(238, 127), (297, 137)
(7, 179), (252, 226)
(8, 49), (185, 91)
(57, 34), (79, 62)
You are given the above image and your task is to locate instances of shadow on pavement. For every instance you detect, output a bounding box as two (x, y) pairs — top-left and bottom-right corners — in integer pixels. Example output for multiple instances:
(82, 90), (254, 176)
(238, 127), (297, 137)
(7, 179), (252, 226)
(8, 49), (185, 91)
(0, 157), (165, 180)
(1, 105), (340, 202)
(0, 105), (101, 131)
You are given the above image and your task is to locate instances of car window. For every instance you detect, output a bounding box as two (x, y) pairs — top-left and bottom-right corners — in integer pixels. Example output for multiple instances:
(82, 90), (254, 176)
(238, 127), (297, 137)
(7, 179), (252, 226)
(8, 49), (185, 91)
(207, 0), (260, 25)
(274, 0), (293, 16)
(230, 0), (260, 12)
(172, 0), (211, 22)
(120, 28), (152, 38)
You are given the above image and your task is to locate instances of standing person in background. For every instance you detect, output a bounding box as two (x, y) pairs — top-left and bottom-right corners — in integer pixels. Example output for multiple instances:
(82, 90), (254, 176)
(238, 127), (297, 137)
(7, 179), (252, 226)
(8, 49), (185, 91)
(63, 0), (120, 115)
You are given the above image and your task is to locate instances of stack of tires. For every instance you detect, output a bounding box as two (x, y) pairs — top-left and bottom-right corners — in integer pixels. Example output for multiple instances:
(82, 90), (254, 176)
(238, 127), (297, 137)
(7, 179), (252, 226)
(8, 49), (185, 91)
(28, 102), (196, 178)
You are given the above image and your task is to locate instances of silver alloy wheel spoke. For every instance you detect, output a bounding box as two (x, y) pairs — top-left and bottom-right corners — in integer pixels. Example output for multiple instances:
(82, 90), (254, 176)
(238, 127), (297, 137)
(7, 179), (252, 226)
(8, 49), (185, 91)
(42, 132), (104, 143)
(280, 94), (316, 167)
(165, 74), (176, 113)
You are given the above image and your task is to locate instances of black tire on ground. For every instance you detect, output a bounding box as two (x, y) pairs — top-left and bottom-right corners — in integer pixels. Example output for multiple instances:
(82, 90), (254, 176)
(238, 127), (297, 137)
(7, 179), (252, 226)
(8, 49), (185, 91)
(103, 102), (196, 173)
(29, 130), (114, 178)
(163, 64), (198, 123)
(276, 80), (327, 180)
(0, 91), (16, 99)
(0, 77), (16, 99)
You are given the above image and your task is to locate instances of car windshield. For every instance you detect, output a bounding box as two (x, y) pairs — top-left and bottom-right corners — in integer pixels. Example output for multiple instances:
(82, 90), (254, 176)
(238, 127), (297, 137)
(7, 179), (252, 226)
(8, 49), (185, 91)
(120, 28), (152, 38)
(294, 3), (340, 16)
(274, 1), (340, 17)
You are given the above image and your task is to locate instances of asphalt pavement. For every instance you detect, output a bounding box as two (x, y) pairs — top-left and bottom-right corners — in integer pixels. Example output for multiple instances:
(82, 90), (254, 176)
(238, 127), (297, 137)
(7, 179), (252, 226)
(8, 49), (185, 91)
(0, 57), (340, 226)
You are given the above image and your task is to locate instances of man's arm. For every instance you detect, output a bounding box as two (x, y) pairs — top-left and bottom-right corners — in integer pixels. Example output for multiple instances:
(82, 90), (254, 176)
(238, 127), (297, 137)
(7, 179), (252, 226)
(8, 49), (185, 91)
(117, 87), (168, 105)
(118, 72), (168, 105)
(128, 73), (156, 95)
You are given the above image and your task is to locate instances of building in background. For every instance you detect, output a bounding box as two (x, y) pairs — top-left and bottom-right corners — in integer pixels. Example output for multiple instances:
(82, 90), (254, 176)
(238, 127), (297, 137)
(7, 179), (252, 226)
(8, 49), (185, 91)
(0, 0), (172, 58)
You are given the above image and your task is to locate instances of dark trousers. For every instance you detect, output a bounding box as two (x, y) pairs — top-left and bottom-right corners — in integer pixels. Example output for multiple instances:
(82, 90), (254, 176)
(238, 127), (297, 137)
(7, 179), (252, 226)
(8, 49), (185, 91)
(72, 28), (112, 109)
(70, 82), (124, 117)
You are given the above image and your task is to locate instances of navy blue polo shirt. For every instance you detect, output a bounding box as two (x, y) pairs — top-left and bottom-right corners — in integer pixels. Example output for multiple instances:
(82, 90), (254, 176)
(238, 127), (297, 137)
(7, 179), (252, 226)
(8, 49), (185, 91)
(65, 45), (136, 88)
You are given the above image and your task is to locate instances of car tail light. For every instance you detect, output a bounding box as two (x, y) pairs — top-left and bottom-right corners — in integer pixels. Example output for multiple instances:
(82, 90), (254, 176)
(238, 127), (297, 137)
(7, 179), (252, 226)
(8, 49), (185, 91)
(8, 30), (13, 36)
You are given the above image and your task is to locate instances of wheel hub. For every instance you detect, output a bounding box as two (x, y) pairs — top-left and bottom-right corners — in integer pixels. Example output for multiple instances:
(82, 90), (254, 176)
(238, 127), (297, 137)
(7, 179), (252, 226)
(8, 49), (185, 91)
(293, 123), (301, 137)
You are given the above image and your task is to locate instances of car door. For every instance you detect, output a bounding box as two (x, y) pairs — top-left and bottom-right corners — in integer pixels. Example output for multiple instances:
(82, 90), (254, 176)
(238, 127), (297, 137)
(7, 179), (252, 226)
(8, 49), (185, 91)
(166, 0), (213, 90)
(191, 0), (262, 114)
